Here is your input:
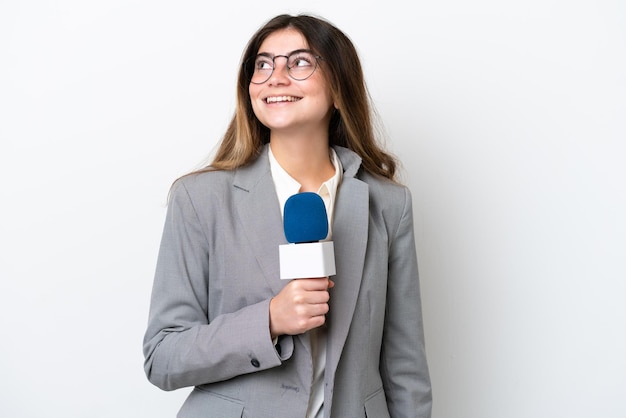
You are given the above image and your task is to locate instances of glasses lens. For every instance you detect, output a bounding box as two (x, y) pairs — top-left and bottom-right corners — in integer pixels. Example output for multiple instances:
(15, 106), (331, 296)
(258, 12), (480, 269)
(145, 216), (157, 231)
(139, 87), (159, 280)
(287, 51), (318, 81)
(249, 55), (274, 84)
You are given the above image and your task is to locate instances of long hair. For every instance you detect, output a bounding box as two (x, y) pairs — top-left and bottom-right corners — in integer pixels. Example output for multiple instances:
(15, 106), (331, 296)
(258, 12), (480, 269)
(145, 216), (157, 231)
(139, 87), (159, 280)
(206, 14), (398, 180)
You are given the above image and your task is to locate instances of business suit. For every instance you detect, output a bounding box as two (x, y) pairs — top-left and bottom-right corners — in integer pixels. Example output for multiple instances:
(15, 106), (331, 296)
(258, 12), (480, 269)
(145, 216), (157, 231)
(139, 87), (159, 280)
(143, 144), (432, 417)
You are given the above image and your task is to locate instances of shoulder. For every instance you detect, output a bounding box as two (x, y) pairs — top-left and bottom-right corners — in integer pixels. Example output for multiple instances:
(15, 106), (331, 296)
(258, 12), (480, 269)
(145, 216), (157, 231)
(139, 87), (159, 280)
(166, 170), (241, 221)
(334, 145), (409, 198)
(170, 169), (235, 201)
(334, 144), (413, 213)
(167, 149), (271, 207)
(361, 171), (409, 197)
(360, 171), (413, 214)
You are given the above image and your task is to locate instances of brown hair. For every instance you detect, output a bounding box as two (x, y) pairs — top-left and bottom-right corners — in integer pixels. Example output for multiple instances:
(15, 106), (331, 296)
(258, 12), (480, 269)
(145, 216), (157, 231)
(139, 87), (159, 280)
(206, 14), (398, 180)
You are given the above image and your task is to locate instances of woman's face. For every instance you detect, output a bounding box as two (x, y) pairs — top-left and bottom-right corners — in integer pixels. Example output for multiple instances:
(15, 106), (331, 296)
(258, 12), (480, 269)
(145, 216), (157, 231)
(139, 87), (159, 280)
(248, 28), (334, 136)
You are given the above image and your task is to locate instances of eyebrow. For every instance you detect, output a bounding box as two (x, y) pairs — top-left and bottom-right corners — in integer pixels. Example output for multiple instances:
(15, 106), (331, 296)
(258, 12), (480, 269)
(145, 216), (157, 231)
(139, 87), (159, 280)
(255, 48), (314, 57)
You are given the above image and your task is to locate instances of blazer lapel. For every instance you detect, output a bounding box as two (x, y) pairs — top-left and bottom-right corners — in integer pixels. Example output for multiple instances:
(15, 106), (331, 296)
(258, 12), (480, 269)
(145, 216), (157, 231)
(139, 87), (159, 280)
(232, 149), (287, 296)
(326, 147), (369, 378)
(232, 147), (314, 356)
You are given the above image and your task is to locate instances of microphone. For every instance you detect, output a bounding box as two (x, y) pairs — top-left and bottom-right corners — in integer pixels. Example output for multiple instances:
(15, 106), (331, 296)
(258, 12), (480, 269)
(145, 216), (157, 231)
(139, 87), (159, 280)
(279, 192), (336, 280)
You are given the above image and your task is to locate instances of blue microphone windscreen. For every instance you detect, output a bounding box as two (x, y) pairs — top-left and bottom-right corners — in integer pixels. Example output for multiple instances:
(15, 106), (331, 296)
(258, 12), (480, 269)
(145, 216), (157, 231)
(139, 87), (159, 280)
(283, 192), (329, 243)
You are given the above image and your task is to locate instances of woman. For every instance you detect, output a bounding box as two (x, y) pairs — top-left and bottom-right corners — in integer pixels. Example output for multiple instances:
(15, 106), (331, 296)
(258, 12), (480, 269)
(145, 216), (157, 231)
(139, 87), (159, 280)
(143, 13), (432, 418)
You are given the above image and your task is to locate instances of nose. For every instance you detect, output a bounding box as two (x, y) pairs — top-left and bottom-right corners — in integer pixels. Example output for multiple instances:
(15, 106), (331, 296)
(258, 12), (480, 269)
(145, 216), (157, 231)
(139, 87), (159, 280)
(267, 55), (290, 85)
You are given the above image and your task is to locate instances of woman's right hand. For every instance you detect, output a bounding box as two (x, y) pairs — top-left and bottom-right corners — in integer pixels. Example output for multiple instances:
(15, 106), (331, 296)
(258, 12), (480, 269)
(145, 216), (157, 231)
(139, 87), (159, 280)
(269, 277), (335, 339)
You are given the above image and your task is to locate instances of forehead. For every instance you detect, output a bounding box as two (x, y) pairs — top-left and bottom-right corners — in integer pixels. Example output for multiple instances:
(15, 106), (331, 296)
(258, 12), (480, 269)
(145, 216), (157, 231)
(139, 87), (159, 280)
(258, 28), (309, 55)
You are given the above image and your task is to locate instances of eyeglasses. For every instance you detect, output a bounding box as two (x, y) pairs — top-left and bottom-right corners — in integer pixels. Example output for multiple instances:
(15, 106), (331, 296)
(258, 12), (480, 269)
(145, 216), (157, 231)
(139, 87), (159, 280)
(246, 49), (323, 84)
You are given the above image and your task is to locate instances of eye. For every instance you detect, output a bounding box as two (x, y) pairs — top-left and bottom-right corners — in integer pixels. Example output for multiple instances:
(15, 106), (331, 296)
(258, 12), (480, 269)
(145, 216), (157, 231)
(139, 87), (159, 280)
(289, 53), (314, 68)
(254, 56), (273, 70)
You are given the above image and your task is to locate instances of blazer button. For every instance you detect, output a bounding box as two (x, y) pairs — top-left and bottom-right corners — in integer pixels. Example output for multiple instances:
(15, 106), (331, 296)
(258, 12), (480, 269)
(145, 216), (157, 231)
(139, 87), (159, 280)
(251, 358), (260, 368)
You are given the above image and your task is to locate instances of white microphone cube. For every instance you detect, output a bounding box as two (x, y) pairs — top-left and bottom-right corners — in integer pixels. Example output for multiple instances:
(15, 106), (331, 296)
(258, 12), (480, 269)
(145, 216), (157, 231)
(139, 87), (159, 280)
(279, 241), (336, 279)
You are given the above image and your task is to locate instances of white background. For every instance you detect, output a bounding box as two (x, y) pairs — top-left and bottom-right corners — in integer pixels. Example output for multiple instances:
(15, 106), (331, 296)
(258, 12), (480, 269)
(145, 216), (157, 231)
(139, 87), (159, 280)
(1, 1), (625, 417)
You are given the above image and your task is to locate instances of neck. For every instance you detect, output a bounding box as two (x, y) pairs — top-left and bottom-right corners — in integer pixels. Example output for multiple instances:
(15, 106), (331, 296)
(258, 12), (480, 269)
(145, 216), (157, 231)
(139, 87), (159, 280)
(270, 133), (335, 192)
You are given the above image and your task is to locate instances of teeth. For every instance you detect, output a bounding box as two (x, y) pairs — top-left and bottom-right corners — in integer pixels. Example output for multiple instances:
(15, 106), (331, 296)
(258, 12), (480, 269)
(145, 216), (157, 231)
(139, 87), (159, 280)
(266, 96), (300, 103)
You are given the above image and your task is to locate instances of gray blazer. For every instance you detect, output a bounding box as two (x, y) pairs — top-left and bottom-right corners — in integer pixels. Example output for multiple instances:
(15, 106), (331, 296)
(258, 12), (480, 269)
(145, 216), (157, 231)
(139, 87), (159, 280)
(143, 145), (432, 418)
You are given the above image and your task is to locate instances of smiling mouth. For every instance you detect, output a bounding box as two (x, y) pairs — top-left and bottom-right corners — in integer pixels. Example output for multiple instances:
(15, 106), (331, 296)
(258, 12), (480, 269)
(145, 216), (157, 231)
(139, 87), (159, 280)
(264, 95), (302, 104)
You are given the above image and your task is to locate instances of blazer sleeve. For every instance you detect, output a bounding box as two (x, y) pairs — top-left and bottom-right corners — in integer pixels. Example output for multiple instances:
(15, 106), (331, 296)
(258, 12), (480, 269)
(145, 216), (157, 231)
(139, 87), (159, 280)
(380, 186), (433, 417)
(143, 179), (293, 391)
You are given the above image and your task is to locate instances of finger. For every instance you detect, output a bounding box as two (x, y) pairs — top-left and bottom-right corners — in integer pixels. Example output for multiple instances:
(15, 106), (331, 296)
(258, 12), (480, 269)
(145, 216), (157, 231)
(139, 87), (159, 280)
(298, 277), (333, 290)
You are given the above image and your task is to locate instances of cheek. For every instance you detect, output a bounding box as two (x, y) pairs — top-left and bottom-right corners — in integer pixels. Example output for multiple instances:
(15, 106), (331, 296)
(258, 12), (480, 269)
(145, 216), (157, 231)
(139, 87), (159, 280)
(310, 90), (335, 114)
(248, 84), (257, 102)
(248, 86), (262, 116)
(315, 84), (335, 110)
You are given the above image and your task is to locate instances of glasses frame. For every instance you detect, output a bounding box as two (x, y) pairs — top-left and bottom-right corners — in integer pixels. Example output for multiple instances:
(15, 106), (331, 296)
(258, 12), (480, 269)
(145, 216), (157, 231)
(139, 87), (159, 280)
(245, 49), (324, 85)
